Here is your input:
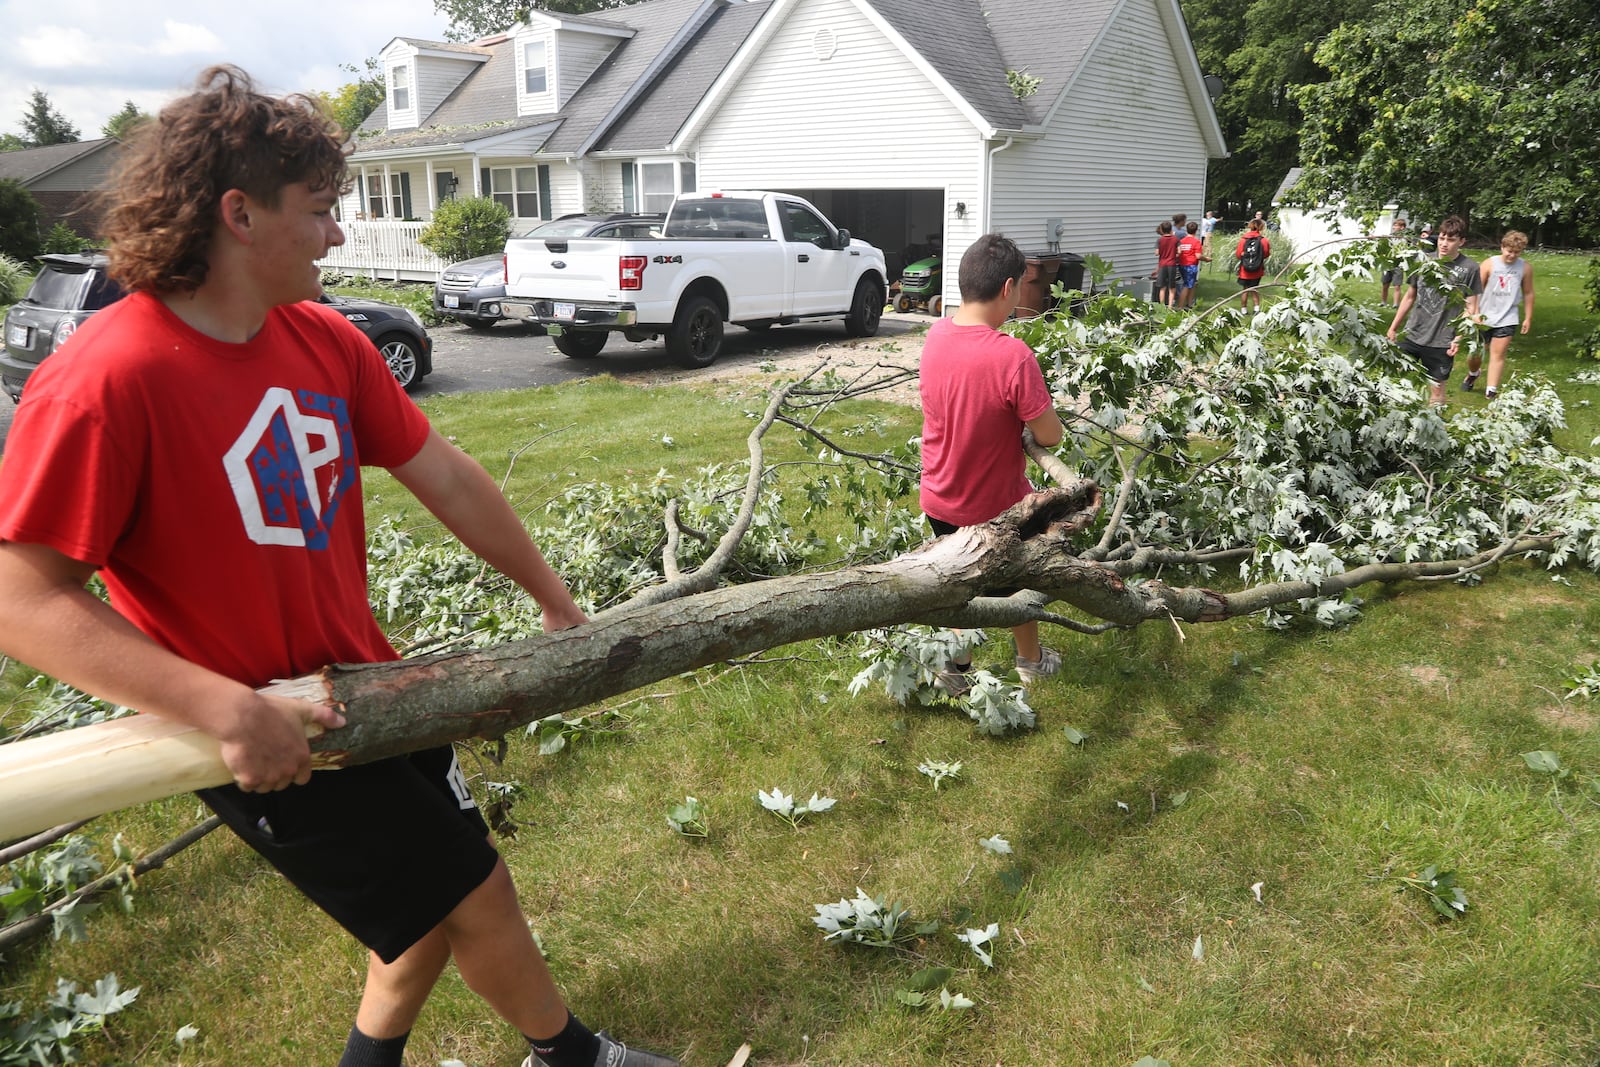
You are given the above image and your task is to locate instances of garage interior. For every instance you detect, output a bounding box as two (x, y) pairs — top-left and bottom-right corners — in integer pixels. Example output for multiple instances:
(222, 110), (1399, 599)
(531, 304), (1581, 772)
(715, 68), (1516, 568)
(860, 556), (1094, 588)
(777, 188), (946, 284)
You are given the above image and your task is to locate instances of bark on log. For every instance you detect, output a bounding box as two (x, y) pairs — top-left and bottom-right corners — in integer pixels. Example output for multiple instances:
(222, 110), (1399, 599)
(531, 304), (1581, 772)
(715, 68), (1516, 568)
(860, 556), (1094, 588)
(0, 477), (1553, 842)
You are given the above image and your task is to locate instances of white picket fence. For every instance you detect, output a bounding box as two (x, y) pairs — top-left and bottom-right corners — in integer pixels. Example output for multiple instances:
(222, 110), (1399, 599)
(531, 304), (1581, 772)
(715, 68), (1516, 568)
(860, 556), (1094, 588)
(319, 221), (447, 282)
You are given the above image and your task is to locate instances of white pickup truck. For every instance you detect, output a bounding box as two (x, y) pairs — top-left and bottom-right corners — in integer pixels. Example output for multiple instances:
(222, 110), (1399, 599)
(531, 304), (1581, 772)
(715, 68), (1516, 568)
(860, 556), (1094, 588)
(499, 191), (887, 367)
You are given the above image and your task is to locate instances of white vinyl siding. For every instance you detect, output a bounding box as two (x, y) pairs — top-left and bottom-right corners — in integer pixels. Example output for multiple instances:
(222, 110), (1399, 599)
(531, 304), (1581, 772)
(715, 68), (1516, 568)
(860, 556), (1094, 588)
(693, 0), (982, 306)
(547, 161), (583, 218)
(516, 30), (556, 115)
(386, 56), (417, 128)
(989, 0), (1209, 282)
(579, 157), (624, 214)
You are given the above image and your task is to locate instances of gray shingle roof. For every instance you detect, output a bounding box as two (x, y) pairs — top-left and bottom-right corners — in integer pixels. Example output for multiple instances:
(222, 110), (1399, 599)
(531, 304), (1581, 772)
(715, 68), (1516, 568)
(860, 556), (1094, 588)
(0, 138), (116, 184)
(541, 0), (721, 154)
(595, 0), (771, 152)
(352, 0), (1143, 157)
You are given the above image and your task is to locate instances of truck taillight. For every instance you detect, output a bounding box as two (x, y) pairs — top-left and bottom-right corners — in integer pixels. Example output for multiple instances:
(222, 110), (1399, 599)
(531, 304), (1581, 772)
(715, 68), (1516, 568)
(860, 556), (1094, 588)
(619, 256), (647, 290)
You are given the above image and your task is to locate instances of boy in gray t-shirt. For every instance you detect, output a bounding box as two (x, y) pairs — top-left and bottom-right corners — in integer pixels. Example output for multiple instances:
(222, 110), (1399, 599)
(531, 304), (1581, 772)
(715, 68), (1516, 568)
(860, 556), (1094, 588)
(1386, 214), (1482, 405)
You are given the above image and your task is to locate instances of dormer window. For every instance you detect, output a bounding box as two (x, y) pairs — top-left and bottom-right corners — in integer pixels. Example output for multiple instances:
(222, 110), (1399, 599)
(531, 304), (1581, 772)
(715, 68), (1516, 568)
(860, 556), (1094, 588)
(391, 64), (411, 111)
(524, 41), (548, 94)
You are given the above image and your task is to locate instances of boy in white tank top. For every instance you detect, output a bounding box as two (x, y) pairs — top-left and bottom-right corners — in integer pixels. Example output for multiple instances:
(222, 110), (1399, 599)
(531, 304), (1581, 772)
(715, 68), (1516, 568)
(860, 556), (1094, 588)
(1463, 230), (1535, 400)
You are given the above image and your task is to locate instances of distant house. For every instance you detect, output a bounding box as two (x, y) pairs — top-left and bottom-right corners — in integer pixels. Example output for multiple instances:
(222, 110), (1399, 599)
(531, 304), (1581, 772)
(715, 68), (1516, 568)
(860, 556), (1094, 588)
(0, 139), (122, 238)
(1271, 167), (1402, 265)
(335, 0), (1226, 306)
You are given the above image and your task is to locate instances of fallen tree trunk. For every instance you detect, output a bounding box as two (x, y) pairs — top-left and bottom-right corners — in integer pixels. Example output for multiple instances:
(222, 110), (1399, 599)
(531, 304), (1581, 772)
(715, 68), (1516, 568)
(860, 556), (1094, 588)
(0, 469), (1555, 842)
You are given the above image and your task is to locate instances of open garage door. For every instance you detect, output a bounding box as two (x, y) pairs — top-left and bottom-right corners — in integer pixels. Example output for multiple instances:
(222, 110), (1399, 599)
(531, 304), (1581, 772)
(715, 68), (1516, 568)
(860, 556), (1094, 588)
(776, 188), (945, 286)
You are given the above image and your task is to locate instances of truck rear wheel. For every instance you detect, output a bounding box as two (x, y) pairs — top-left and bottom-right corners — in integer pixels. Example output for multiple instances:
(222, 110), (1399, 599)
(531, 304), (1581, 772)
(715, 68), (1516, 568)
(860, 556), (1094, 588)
(553, 330), (608, 359)
(668, 296), (723, 368)
(844, 277), (883, 337)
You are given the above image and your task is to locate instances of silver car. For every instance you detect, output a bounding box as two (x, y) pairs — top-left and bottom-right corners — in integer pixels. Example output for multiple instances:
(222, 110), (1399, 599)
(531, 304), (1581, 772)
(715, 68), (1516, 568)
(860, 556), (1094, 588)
(433, 213), (662, 330)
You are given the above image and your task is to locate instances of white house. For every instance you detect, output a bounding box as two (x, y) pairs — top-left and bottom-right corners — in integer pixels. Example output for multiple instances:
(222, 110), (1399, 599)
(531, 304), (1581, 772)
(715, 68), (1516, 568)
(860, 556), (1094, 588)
(1270, 167), (1404, 266)
(332, 0), (1226, 308)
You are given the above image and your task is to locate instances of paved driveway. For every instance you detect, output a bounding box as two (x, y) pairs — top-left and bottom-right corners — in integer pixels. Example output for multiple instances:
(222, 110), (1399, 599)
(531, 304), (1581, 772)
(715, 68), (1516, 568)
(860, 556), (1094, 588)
(0, 313), (928, 456)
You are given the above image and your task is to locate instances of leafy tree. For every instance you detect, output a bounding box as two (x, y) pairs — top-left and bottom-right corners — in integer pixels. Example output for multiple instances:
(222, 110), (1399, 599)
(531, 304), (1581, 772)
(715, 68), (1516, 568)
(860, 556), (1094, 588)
(100, 101), (150, 141)
(0, 133), (25, 153)
(19, 89), (79, 147)
(433, 0), (643, 41)
(41, 222), (89, 255)
(0, 179), (44, 261)
(418, 195), (512, 263)
(1293, 0), (1600, 242)
(318, 60), (386, 139)
(1182, 0), (1367, 216)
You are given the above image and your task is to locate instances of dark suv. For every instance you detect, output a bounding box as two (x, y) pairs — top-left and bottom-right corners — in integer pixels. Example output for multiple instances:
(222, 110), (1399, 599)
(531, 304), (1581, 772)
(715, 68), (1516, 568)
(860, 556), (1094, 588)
(433, 213), (662, 329)
(3, 253), (434, 399)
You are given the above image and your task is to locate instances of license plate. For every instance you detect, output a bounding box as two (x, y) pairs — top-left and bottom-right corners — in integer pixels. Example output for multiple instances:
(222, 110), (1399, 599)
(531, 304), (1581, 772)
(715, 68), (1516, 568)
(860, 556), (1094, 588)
(443, 295), (459, 309)
(6, 323), (27, 347)
(554, 302), (576, 320)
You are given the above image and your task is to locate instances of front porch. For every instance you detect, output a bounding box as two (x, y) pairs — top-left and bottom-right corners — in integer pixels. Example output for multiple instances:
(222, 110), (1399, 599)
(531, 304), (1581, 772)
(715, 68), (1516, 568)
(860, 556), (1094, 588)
(319, 221), (446, 282)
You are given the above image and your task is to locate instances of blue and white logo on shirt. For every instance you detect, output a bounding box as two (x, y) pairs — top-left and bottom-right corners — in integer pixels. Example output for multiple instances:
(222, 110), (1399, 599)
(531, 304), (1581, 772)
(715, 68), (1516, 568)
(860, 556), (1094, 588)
(224, 387), (356, 549)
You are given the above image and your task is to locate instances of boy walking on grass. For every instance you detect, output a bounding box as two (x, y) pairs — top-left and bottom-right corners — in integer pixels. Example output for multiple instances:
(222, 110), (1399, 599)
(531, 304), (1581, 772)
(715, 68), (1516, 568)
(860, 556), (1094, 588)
(1386, 214), (1482, 406)
(918, 234), (1067, 689)
(0, 67), (676, 1067)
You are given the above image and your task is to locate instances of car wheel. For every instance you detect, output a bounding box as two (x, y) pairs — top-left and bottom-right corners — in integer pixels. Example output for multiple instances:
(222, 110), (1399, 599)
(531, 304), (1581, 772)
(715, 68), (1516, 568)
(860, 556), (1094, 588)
(668, 296), (723, 368)
(844, 277), (883, 337)
(376, 333), (424, 391)
(553, 329), (608, 359)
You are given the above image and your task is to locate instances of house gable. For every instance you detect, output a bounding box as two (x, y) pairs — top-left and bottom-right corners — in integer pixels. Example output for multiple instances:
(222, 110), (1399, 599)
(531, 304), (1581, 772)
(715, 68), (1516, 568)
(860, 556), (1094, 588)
(512, 12), (634, 118)
(378, 37), (492, 131)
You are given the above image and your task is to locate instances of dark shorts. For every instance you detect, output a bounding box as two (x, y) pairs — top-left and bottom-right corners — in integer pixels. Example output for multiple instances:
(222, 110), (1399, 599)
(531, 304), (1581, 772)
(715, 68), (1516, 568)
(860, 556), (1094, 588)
(199, 745), (497, 963)
(1480, 324), (1517, 340)
(1157, 265), (1180, 288)
(928, 515), (1020, 597)
(1238, 276), (1261, 290)
(1398, 337), (1454, 383)
(1381, 269), (1403, 285)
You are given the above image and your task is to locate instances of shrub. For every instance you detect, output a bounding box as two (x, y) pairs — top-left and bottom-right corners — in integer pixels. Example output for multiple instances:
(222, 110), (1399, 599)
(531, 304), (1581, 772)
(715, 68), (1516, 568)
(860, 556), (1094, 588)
(41, 222), (90, 255)
(0, 179), (44, 261)
(417, 196), (511, 264)
(0, 253), (31, 305)
(1580, 257), (1600, 361)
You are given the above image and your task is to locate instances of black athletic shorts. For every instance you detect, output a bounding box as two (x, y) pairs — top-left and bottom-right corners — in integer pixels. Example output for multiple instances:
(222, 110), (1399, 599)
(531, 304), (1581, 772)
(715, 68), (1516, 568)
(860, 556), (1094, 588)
(1398, 337), (1455, 384)
(1238, 276), (1262, 290)
(198, 746), (497, 963)
(928, 515), (1020, 597)
(1480, 324), (1517, 340)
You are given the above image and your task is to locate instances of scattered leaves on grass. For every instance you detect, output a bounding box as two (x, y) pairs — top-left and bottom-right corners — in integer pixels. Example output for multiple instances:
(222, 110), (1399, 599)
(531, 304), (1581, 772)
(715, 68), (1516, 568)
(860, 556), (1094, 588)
(758, 788), (836, 829)
(812, 889), (934, 947)
(666, 796), (708, 838)
(917, 759), (963, 790)
(1397, 865), (1469, 919)
(1062, 724), (1087, 745)
(979, 835), (1012, 855)
(955, 922), (1000, 968)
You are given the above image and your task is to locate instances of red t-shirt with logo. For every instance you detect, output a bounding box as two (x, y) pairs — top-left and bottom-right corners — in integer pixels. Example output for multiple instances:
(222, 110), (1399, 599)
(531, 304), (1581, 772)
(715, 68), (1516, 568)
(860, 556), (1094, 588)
(0, 293), (430, 687)
(918, 318), (1053, 527)
(1176, 234), (1203, 267)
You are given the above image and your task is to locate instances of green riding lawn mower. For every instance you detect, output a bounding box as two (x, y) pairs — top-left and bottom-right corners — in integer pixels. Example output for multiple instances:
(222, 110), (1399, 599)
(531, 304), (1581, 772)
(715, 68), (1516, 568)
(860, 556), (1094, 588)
(892, 251), (943, 315)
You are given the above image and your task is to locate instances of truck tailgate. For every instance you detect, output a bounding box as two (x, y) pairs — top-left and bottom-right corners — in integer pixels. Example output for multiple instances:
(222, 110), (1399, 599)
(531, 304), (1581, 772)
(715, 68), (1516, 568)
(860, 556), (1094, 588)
(505, 237), (631, 300)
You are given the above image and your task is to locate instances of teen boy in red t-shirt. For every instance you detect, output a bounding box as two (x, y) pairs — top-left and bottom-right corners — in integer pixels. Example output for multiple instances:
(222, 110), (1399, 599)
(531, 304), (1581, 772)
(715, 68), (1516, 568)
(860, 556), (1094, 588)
(919, 234), (1067, 688)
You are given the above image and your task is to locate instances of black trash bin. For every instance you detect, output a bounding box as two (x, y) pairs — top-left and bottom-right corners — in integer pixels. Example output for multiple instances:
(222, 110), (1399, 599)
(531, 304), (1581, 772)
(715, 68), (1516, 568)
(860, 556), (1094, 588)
(1056, 252), (1088, 315)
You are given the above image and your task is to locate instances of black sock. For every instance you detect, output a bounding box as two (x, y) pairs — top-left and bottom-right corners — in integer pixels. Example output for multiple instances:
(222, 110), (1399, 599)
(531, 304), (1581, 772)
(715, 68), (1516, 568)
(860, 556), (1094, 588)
(338, 1026), (410, 1067)
(526, 1012), (602, 1067)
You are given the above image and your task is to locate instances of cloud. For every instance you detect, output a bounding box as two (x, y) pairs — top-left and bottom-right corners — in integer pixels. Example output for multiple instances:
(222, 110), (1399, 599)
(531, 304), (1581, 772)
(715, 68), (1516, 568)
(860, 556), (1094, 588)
(17, 26), (109, 71)
(151, 20), (225, 57)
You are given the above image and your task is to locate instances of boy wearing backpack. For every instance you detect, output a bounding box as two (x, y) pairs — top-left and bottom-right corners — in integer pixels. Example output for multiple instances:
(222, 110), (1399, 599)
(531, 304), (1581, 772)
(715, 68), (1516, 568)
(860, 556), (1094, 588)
(1236, 219), (1270, 311)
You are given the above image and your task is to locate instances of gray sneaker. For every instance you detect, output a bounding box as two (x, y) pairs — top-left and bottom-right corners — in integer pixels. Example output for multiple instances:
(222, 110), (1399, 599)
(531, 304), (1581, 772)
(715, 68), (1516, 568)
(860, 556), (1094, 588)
(936, 660), (975, 698)
(524, 1032), (681, 1067)
(1015, 646), (1062, 684)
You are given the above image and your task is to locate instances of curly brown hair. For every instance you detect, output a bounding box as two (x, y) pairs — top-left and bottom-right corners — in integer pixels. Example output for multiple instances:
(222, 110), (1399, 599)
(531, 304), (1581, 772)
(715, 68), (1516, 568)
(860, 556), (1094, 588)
(101, 65), (349, 294)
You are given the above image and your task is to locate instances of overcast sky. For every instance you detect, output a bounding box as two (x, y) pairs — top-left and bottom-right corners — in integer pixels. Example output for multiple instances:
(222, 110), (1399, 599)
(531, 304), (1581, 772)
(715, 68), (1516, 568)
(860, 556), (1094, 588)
(0, 0), (457, 141)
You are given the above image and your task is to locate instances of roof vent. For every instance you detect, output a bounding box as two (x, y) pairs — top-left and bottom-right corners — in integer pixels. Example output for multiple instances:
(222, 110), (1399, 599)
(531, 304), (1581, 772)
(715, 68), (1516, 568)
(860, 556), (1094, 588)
(812, 28), (838, 61)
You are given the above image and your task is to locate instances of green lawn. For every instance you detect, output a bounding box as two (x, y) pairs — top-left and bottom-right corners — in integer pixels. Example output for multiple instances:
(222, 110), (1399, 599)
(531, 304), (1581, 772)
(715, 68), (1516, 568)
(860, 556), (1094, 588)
(3, 252), (1600, 1066)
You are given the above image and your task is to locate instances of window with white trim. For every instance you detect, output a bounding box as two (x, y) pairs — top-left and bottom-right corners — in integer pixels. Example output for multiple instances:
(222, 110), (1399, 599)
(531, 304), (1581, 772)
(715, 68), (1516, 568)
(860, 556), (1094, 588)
(365, 174), (405, 219)
(391, 64), (410, 112)
(524, 41), (548, 95)
(634, 160), (696, 214)
(489, 166), (540, 218)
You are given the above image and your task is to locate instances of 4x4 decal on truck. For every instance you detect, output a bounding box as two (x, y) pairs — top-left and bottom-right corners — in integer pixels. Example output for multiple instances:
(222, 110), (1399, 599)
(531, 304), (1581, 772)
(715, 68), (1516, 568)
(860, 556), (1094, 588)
(652, 255), (683, 264)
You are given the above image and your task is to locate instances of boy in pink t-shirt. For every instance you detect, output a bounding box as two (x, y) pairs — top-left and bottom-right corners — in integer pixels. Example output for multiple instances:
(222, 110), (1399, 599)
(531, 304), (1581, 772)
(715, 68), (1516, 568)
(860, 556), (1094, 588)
(919, 233), (1066, 687)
